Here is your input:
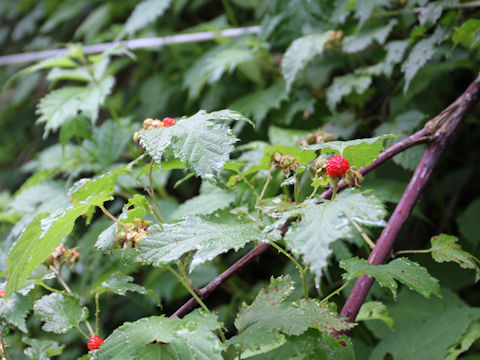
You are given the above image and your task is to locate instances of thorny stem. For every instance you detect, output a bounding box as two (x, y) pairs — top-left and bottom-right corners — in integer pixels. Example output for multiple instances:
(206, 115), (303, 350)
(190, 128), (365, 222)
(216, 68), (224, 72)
(320, 279), (352, 304)
(148, 159), (164, 222)
(269, 241), (308, 298)
(344, 211), (375, 250)
(339, 78), (480, 327)
(171, 78), (480, 321)
(49, 265), (95, 337)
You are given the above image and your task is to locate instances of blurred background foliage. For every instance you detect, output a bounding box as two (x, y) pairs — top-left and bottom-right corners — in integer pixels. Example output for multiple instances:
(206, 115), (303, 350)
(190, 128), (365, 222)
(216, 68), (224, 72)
(1, 0), (480, 358)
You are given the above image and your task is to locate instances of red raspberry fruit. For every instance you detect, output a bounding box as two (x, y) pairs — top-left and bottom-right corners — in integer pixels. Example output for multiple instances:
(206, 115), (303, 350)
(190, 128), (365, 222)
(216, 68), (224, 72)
(0, 289), (5, 298)
(162, 117), (176, 127)
(326, 155), (349, 178)
(87, 336), (104, 351)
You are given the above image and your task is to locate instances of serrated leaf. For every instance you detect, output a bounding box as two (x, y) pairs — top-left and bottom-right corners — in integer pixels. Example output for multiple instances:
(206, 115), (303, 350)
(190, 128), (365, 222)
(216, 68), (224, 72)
(6, 194), (111, 297)
(445, 321), (480, 360)
(69, 167), (124, 203)
(139, 110), (249, 182)
(93, 310), (223, 360)
(383, 39), (409, 76)
(402, 26), (446, 92)
(457, 198), (480, 247)
(356, 301), (393, 329)
(340, 257), (441, 299)
(228, 276), (352, 352)
(171, 186), (235, 219)
(430, 234), (480, 282)
(33, 293), (88, 334)
(36, 76), (114, 134)
(326, 74), (372, 111)
(281, 31), (334, 92)
(284, 190), (386, 284)
(138, 211), (262, 270)
(343, 19), (397, 53)
(417, 3), (442, 28)
(453, 19), (480, 50)
(303, 134), (397, 168)
(23, 337), (65, 360)
(0, 292), (31, 332)
(246, 329), (354, 360)
(184, 41), (258, 99)
(262, 144), (316, 168)
(123, 0), (172, 37)
(94, 273), (147, 296)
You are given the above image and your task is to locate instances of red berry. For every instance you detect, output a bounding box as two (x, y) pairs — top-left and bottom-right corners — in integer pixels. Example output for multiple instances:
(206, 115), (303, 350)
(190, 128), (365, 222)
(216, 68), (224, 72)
(87, 336), (104, 351)
(326, 155), (349, 178)
(0, 289), (5, 298)
(162, 117), (176, 127)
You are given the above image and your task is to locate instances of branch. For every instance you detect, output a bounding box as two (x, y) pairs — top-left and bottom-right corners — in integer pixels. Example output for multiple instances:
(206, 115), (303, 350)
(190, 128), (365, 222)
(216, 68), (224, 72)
(339, 78), (480, 324)
(0, 27), (260, 66)
(170, 116), (434, 318)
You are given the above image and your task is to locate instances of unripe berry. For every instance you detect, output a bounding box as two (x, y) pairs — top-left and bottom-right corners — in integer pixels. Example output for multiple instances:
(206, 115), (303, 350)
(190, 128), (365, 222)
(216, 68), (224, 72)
(152, 119), (163, 128)
(142, 118), (154, 129)
(326, 155), (349, 178)
(87, 336), (104, 351)
(133, 131), (140, 144)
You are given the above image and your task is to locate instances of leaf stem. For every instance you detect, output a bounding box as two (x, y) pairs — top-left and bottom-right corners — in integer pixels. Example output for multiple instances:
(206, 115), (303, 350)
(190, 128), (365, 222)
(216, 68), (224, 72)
(269, 241), (308, 298)
(148, 159), (164, 222)
(394, 248), (432, 256)
(344, 211), (375, 250)
(237, 172), (260, 200)
(330, 178), (339, 200)
(258, 169), (272, 203)
(294, 174), (300, 203)
(166, 265), (232, 359)
(98, 205), (128, 228)
(95, 292), (100, 335)
(321, 279), (352, 304)
(0, 332), (12, 360)
(39, 282), (67, 295)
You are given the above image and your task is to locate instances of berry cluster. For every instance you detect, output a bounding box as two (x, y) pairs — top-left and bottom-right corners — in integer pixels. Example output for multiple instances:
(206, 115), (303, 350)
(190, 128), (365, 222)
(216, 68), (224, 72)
(133, 117), (177, 143)
(114, 218), (152, 249)
(271, 152), (298, 175)
(87, 336), (104, 351)
(298, 131), (335, 147)
(44, 245), (81, 267)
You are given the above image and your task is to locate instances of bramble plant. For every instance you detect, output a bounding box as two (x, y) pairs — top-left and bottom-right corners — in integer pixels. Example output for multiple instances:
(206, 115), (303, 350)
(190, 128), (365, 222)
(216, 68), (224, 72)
(1, 1), (480, 359)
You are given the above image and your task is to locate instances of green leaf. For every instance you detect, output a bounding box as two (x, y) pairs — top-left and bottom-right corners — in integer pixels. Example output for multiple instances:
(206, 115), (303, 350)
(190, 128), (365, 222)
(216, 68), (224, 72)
(453, 19), (480, 50)
(123, 0), (172, 37)
(6, 193), (111, 297)
(430, 234), (480, 282)
(138, 211), (262, 270)
(139, 110), (250, 182)
(0, 292), (32, 332)
(281, 31), (335, 92)
(284, 190), (386, 284)
(23, 337), (65, 360)
(457, 198), (480, 247)
(227, 276), (352, 352)
(356, 301), (393, 329)
(303, 134), (397, 168)
(94, 310), (223, 360)
(383, 40), (409, 76)
(246, 329), (355, 360)
(184, 41), (258, 99)
(33, 293), (88, 334)
(402, 26), (447, 92)
(230, 82), (287, 127)
(171, 184), (235, 219)
(36, 76), (114, 134)
(326, 74), (372, 111)
(262, 144), (316, 167)
(94, 273), (147, 296)
(340, 257), (441, 299)
(370, 294), (480, 360)
(343, 19), (397, 53)
(445, 321), (480, 360)
(417, 3), (442, 28)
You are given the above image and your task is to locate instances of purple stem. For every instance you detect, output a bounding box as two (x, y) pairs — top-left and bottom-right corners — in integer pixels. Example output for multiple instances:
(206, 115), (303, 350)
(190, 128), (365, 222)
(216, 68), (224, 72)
(171, 79), (480, 319)
(339, 79), (480, 323)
